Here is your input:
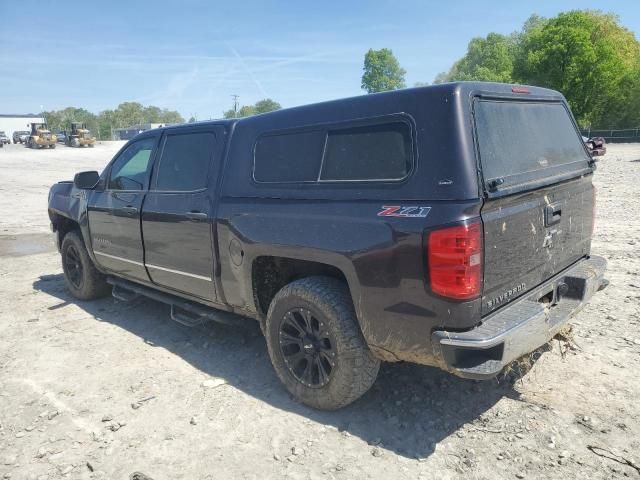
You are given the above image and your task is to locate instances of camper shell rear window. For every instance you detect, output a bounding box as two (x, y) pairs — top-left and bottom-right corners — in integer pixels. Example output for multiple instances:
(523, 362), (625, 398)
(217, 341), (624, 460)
(474, 100), (591, 193)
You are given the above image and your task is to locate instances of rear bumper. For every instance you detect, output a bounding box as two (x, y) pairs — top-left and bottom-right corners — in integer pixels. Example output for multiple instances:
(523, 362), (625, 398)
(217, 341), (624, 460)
(432, 255), (607, 380)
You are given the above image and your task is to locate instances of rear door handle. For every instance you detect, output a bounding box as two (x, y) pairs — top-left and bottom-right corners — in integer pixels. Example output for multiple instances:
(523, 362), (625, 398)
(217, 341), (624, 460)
(185, 211), (208, 221)
(544, 204), (562, 227)
(122, 206), (138, 215)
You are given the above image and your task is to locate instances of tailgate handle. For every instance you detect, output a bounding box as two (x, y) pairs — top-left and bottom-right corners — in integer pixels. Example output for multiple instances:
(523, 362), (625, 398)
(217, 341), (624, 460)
(544, 204), (562, 227)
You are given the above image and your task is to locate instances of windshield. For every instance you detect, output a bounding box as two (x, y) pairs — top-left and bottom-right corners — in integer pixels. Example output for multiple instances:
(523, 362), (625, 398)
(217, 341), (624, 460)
(474, 100), (590, 190)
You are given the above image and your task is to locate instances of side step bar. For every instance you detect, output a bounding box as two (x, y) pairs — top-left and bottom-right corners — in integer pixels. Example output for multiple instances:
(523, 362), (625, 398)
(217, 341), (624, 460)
(112, 284), (138, 302)
(107, 277), (250, 327)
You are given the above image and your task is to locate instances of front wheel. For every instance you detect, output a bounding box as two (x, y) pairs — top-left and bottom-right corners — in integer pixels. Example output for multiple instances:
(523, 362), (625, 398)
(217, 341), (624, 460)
(61, 230), (110, 300)
(265, 276), (380, 410)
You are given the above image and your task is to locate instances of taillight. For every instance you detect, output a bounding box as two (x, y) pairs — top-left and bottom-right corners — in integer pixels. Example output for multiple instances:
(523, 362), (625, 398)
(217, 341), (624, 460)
(428, 222), (483, 300)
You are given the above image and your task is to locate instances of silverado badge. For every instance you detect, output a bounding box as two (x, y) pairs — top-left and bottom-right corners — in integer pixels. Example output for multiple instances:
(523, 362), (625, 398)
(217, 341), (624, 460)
(487, 283), (526, 308)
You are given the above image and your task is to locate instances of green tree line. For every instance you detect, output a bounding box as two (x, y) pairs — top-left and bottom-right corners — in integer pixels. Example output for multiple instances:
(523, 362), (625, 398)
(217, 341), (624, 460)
(43, 103), (185, 140)
(223, 98), (282, 118)
(42, 97), (283, 140)
(362, 10), (640, 128)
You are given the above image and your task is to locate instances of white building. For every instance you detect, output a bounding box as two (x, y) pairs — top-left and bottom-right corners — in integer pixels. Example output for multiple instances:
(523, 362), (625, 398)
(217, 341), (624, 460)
(0, 114), (46, 142)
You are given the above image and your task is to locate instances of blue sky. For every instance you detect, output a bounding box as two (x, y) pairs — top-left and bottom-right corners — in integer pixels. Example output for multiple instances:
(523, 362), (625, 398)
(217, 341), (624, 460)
(1, 0), (638, 119)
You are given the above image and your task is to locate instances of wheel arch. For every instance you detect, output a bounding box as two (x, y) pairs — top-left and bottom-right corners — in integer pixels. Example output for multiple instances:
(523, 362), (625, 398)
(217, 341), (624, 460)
(49, 211), (81, 246)
(251, 255), (361, 326)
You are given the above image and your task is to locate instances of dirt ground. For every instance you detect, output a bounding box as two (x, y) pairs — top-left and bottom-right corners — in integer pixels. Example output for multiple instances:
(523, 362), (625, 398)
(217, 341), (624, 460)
(0, 141), (638, 480)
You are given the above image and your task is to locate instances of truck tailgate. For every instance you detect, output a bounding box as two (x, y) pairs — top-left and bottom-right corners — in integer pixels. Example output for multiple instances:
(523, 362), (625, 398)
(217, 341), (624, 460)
(481, 176), (594, 315)
(473, 98), (595, 316)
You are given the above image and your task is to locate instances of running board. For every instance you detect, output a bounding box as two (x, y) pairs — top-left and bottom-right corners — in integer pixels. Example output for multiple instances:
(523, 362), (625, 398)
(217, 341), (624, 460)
(106, 277), (251, 327)
(171, 305), (207, 327)
(112, 284), (139, 302)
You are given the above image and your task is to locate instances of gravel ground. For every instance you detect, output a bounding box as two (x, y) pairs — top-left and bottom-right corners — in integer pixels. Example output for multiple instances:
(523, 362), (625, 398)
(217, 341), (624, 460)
(0, 141), (638, 479)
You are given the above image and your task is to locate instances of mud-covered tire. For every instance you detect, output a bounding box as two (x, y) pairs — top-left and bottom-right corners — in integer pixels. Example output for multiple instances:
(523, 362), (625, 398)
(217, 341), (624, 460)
(265, 276), (380, 410)
(61, 230), (110, 300)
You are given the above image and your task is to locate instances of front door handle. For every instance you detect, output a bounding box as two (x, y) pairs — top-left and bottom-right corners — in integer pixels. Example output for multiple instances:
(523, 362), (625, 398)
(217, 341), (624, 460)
(122, 206), (138, 215)
(185, 211), (208, 221)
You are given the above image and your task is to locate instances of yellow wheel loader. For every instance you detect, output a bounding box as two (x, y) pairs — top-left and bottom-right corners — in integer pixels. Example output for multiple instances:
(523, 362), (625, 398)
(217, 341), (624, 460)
(65, 122), (96, 148)
(27, 123), (57, 149)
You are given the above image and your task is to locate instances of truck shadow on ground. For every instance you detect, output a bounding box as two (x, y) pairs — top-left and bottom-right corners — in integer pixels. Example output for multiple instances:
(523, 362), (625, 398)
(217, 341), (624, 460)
(34, 274), (521, 460)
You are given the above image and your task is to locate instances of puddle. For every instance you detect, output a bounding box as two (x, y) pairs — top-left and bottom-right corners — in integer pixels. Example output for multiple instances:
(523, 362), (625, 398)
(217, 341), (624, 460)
(0, 233), (56, 257)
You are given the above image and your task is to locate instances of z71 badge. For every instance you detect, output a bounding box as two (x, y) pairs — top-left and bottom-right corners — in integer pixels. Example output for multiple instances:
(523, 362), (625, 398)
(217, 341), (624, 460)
(377, 206), (431, 218)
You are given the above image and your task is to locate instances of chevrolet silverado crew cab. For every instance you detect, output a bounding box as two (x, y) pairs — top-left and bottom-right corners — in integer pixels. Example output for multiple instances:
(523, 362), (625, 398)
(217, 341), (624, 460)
(48, 82), (607, 410)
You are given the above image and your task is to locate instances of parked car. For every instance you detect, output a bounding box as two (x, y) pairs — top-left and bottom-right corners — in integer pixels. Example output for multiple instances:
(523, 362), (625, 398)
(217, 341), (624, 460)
(57, 131), (67, 144)
(0, 131), (10, 145)
(583, 136), (606, 157)
(48, 82), (607, 410)
(13, 130), (29, 144)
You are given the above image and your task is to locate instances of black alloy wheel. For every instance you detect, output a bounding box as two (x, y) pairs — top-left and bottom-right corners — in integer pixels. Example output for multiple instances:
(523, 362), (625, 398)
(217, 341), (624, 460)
(64, 244), (84, 289)
(279, 307), (336, 388)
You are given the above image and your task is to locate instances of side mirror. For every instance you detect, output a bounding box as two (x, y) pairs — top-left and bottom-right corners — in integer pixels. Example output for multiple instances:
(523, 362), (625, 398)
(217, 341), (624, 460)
(73, 171), (100, 189)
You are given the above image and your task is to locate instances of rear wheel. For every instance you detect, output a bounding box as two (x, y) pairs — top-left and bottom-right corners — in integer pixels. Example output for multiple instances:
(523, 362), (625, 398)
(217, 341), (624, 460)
(61, 230), (110, 300)
(265, 276), (380, 410)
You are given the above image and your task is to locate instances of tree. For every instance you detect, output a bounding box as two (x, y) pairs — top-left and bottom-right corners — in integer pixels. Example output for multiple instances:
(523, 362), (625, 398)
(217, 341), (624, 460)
(514, 10), (640, 126)
(158, 109), (184, 124)
(361, 48), (406, 93)
(223, 98), (281, 118)
(43, 102), (185, 140)
(113, 102), (146, 127)
(43, 107), (99, 138)
(253, 99), (282, 114)
(435, 10), (640, 127)
(97, 109), (115, 140)
(436, 33), (516, 83)
(432, 71), (450, 85)
(143, 106), (163, 123)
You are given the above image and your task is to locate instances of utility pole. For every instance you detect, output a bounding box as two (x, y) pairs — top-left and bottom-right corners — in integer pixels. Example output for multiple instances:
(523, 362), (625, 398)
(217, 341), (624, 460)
(231, 95), (239, 118)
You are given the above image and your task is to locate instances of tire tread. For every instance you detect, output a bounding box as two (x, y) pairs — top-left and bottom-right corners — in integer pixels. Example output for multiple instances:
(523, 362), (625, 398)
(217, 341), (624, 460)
(61, 230), (110, 300)
(266, 276), (380, 410)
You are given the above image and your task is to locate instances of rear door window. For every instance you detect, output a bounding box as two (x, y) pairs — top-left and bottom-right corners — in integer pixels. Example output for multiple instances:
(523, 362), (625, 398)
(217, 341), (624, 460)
(474, 100), (590, 190)
(154, 132), (215, 191)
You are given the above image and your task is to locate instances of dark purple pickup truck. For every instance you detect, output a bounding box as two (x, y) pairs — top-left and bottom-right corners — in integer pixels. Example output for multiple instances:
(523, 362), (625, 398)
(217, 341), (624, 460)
(48, 82), (607, 409)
